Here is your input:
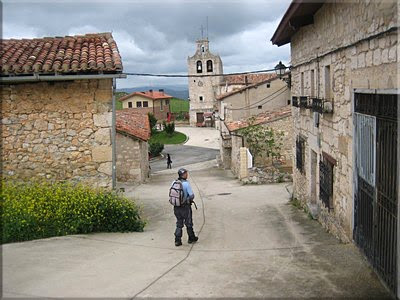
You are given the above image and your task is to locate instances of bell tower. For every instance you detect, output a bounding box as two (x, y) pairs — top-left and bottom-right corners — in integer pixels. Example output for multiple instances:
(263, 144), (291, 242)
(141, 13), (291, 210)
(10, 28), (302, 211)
(187, 38), (223, 126)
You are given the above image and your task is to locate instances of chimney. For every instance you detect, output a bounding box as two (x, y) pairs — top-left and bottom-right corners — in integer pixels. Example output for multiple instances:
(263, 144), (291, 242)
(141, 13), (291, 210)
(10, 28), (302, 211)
(149, 89), (153, 96)
(159, 89), (164, 95)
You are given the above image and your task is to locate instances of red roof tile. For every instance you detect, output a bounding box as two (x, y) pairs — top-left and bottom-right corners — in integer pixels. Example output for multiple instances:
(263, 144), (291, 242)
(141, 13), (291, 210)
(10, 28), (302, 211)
(216, 76), (279, 101)
(225, 105), (292, 132)
(119, 90), (173, 101)
(222, 73), (276, 85)
(116, 109), (150, 141)
(0, 32), (123, 75)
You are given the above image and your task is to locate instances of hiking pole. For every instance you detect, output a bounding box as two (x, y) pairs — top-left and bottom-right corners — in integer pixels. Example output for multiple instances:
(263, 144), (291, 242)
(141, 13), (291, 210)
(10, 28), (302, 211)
(192, 200), (198, 210)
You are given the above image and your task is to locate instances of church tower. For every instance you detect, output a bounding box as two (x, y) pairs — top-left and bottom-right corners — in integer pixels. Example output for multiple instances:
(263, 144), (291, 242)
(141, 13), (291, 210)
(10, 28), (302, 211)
(187, 38), (223, 126)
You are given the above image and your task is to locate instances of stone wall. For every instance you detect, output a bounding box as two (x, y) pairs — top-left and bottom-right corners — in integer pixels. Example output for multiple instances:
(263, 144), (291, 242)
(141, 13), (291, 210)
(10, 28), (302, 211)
(2, 79), (113, 188)
(116, 132), (149, 183)
(290, 1), (397, 242)
(229, 114), (293, 180)
(254, 115), (294, 169)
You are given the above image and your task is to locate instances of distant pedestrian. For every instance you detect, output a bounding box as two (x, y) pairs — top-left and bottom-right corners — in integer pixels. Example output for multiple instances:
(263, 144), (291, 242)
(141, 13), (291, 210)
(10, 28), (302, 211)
(167, 154), (172, 169)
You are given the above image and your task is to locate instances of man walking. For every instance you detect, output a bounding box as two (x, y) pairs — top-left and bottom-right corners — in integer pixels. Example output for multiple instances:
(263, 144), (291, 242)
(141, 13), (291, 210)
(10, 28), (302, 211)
(173, 168), (198, 246)
(167, 154), (172, 169)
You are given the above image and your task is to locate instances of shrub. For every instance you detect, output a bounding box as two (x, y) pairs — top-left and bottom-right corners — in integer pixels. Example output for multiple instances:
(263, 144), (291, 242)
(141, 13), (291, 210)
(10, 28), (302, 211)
(164, 122), (175, 136)
(149, 141), (164, 157)
(0, 180), (146, 244)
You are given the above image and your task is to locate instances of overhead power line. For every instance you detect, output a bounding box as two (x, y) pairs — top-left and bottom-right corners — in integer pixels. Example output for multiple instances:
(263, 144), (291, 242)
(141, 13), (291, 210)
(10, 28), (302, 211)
(124, 67), (279, 78)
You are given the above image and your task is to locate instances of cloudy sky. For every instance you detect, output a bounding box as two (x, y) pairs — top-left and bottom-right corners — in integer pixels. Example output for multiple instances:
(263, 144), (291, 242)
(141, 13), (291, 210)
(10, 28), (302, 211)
(3, 0), (291, 89)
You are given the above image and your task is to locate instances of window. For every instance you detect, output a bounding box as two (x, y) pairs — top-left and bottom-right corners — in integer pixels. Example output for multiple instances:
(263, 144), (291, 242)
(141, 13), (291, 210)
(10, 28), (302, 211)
(310, 70), (315, 97)
(199, 96), (203, 101)
(160, 100), (163, 111)
(324, 65), (331, 100)
(196, 61), (202, 73)
(206, 60), (213, 72)
(258, 105), (262, 109)
(319, 153), (335, 209)
(143, 101), (148, 107)
(300, 72), (304, 96)
(136, 101), (142, 108)
(165, 99), (170, 105)
(128, 101), (132, 108)
(266, 82), (270, 88)
(201, 45), (205, 52)
(296, 136), (305, 173)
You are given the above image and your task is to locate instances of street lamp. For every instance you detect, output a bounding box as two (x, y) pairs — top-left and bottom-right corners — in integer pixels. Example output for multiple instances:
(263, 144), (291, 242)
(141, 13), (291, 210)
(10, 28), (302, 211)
(274, 61), (286, 78)
(274, 61), (291, 88)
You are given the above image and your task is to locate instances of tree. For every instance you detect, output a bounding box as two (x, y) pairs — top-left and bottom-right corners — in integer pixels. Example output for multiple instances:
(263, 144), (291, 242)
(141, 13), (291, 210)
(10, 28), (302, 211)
(148, 113), (157, 135)
(239, 119), (284, 165)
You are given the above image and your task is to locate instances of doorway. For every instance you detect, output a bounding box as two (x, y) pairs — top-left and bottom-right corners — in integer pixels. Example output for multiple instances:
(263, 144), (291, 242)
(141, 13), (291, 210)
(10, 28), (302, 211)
(353, 92), (397, 296)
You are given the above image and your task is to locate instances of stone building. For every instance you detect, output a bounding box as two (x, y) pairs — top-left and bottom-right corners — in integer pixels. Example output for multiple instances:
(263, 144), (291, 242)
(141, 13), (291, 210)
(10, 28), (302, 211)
(220, 106), (293, 177)
(116, 110), (150, 183)
(187, 38), (223, 126)
(216, 75), (290, 122)
(272, 1), (398, 296)
(1, 33), (126, 188)
(119, 89), (173, 121)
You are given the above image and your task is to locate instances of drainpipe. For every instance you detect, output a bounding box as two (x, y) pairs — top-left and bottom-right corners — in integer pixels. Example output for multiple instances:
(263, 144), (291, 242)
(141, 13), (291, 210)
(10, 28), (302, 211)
(111, 78), (117, 190)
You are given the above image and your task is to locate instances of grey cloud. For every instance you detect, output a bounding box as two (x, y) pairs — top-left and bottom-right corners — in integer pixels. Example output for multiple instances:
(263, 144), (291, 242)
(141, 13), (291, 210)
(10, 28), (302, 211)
(3, 0), (291, 88)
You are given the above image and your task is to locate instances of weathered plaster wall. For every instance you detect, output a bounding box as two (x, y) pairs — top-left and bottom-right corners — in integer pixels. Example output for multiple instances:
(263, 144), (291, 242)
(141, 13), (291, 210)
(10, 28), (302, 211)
(223, 80), (290, 121)
(2, 79), (113, 188)
(121, 95), (154, 109)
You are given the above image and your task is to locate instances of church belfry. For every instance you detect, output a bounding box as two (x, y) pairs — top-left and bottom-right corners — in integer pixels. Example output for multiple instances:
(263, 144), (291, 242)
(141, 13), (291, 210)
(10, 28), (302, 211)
(187, 38), (223, 126)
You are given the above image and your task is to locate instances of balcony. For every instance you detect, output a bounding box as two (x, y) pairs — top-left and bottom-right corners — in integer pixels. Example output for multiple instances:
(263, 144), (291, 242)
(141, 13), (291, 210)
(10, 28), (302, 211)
(312, 98), (323, 113)
(299, 96), (310, 109)
(311, 98), (334, 114)
(292, 96), (299, 107)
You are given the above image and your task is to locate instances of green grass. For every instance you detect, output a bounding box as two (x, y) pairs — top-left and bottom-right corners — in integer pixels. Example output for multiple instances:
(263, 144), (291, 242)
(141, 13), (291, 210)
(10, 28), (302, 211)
(170, 98), (189, 113)
(150, 131), (187, 144)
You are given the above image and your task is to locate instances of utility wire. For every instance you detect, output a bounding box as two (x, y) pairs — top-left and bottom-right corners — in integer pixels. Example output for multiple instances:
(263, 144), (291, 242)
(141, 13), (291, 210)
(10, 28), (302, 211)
(124, 67), (280, 78)
(227, 86), (288, 111)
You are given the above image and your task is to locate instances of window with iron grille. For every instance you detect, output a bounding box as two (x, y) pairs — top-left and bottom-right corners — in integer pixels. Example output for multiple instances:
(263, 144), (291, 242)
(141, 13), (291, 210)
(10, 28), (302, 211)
(319, 153), (335, 209)
(296, 136), (305, 173)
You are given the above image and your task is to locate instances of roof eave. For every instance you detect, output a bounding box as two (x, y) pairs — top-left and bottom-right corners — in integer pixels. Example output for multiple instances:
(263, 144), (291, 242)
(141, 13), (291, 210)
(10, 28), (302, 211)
(271, 1), (325, 46)
(0, 73), (126, 83)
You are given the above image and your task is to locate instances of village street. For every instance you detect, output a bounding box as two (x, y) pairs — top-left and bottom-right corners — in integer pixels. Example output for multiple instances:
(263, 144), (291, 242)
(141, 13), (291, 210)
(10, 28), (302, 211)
(2, 128), (392, 299)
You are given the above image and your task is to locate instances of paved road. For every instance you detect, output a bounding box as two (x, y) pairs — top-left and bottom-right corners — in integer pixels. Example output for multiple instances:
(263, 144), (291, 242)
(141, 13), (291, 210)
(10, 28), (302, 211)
(3, 167), (392, 298)
(151, 144), (219, 173)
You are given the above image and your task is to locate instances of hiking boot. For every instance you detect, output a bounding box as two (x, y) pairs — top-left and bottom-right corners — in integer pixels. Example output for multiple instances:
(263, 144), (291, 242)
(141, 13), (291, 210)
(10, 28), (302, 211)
(188, 236), (198, 244)
(175, 238), (182, 247)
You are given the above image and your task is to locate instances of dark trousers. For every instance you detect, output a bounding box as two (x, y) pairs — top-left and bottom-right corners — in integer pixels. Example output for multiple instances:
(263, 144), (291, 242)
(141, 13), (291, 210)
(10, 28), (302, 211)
(167, 162), (172, 169)
(174, 205), (195, 239)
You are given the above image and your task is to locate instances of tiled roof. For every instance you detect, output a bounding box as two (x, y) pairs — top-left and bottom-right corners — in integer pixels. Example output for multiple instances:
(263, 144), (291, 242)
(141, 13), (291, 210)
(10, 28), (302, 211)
(222, 73), (276, 85)
(225, 105), (292, 132)
(119, 90), (173, 101)
(216, 76), (279, 101)
(0, 32), (123, 76)
(116, 109), (150, 141)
